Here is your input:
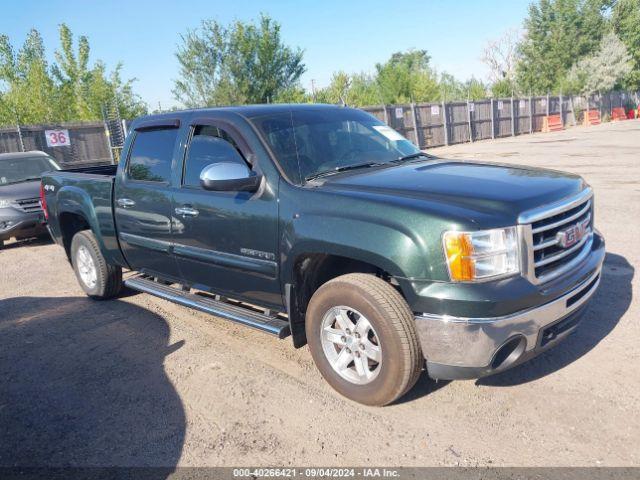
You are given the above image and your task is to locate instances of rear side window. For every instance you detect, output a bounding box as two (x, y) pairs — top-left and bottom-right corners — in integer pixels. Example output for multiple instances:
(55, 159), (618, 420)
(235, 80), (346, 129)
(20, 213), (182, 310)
(182, 125), (247, 188)
(127, 129), (178, 182)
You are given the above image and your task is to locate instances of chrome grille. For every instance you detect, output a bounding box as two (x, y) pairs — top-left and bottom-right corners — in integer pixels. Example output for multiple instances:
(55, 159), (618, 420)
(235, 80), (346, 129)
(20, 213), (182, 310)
(14, 197), (42, 213)
(519, 189), (594, 284)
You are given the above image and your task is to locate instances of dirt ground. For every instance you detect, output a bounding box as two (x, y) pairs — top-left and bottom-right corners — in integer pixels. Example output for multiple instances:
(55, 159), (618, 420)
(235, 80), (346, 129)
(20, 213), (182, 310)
(0, 120), (638, 468)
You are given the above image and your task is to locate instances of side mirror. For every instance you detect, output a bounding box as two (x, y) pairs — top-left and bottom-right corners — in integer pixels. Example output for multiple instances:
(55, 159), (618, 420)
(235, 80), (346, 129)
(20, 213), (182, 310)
(200, 162), (262, 192)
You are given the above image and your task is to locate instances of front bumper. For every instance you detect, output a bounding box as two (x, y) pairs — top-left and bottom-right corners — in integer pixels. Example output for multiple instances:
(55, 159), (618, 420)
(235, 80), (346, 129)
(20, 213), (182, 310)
(0, 210), (47, 241)
(415, 236), (605, 380)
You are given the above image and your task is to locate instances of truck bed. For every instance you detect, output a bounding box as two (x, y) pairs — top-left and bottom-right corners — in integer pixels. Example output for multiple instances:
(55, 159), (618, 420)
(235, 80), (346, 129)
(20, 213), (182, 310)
(42, 166), (126, 267)
(58, 164), (118, 176)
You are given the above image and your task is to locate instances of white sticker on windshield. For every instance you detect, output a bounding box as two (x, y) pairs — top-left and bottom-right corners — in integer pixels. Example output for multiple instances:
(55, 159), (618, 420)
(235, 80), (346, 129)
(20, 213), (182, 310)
(373, 125), (405, 142)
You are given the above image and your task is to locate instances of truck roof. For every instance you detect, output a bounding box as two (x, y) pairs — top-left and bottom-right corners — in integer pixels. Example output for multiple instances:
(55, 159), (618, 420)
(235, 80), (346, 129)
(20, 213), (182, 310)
(136, 103), (352, 123)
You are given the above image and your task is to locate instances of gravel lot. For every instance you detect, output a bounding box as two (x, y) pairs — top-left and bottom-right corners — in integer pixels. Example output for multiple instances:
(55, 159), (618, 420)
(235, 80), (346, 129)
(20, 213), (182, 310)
(0, 120), (638, 468)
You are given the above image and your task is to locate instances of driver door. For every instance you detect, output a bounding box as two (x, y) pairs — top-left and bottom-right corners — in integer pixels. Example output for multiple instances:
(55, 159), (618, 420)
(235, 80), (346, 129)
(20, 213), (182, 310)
(171, 118), (282, 309)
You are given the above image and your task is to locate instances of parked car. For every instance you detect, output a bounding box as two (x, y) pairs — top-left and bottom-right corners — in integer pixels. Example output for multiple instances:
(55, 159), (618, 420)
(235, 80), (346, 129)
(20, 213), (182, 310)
(41, 105), (605, 406)
(0, 151), (60, 248)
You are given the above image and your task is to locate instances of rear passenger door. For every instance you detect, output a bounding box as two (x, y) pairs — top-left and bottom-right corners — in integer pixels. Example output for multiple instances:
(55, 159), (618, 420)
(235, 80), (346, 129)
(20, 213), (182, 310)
(114, 120), (182, 281)
(171, 117), (282, 309)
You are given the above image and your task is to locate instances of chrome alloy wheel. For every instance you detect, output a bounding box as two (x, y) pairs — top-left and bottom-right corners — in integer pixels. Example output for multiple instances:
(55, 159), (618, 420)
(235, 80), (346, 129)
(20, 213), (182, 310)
(320, 306), (382, 385)
(76, 245), (97, 289)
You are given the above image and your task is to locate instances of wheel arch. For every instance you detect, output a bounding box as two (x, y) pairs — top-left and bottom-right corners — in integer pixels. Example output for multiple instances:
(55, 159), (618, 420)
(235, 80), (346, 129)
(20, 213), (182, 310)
(56, 185), (127, 267)
(285, 249), (405, 348)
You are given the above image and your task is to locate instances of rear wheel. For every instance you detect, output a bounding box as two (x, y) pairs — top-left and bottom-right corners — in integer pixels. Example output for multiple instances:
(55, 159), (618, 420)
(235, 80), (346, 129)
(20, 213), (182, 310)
(71, 230), (122, 299)
(306, 273), (423, 406)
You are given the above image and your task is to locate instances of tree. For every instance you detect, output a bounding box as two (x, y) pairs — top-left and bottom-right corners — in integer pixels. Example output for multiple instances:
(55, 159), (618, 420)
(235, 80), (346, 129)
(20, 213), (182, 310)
(464, 77), (490, 100)
(374, 50), (440, 103)
(314, 71), (351, 104)
(308, 71), (382, 107)
(567, 32), (633, 94)
(0, 24), (146, 126)
(348, 73), (382, 106)
(612, 0), (640, 90)
(481, 28), (520, 83)
(0, 29), (56, 124)
(491, 79), (515, 98)
(516, 0), (609, 94)
(481, 28), (521, 96)
(173, 14), (306, 106)
(52, 24), (146, 121)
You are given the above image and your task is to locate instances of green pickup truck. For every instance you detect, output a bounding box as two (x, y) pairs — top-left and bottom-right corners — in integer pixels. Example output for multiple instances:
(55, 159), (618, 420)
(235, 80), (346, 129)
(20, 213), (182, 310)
(41, 104), (605, 406)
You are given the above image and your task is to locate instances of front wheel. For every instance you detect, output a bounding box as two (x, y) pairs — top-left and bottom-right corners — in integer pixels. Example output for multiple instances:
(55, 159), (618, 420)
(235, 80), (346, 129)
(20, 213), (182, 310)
(305, 273), (423, 406)
(70, 230), (122, 299)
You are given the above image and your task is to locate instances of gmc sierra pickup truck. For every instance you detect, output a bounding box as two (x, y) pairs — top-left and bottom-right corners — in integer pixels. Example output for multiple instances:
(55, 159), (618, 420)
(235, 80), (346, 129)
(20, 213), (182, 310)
(41, 104), (605, 406)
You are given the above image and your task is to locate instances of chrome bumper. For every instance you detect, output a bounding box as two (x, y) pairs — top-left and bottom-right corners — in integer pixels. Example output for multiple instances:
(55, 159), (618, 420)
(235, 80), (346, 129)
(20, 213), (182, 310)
(415, 266), (602, 377)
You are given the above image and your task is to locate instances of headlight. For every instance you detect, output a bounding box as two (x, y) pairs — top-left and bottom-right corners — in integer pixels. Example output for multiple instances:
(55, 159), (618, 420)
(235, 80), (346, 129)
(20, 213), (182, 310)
(443, 227), (519, 281)
(0, 199), (11, 208)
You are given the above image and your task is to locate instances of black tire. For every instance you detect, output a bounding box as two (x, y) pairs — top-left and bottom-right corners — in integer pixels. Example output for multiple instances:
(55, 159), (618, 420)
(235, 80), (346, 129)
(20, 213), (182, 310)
(305, 273), (423, 406)
(70, 230), (122, 300)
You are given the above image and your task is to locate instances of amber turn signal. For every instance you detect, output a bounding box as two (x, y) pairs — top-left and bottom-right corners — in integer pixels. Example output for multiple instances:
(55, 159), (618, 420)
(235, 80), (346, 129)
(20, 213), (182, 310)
(443, 232), (475, 281)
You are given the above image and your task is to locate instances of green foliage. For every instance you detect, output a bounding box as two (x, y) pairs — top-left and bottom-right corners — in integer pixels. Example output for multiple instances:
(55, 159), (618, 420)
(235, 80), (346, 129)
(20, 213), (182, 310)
(464, 77), (490, 100)
(0, 24), (146, 126)
(313, 71), (350, 104)
(0, 29), (55, 123)
(567, 33), (633, 94)
(612, 0), (640, 90)
(309, 52), (489, 108)
(374, 50), (440, 103)
(173, 14), (306, 106)
(516, 0), (610, 94)
(273, 85), (309, 103)
(491, 78), (516, 98)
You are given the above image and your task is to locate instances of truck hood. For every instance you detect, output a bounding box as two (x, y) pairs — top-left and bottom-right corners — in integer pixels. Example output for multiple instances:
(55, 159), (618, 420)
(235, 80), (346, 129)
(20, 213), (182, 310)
(319, 159), (585, 226)
(0, 180), (40, 201)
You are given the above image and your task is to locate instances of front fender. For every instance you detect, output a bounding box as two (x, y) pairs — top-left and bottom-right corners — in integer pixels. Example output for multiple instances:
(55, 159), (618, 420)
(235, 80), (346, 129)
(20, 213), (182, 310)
(281, 210), (428, 284)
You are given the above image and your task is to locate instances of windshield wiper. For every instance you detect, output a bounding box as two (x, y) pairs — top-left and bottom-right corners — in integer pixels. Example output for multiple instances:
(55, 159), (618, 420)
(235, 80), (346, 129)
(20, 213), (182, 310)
(392, 152), (434, 163)
(305, 162), (383, 182)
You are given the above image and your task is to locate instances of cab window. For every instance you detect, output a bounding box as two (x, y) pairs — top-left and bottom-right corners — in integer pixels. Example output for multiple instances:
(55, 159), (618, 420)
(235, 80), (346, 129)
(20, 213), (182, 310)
(182, 125), (247, 188)
(127, 129), (178, 183)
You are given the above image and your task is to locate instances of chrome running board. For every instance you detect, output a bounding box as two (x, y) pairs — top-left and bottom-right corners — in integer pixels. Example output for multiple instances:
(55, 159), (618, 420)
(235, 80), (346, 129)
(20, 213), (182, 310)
(125, 275), (290, 338)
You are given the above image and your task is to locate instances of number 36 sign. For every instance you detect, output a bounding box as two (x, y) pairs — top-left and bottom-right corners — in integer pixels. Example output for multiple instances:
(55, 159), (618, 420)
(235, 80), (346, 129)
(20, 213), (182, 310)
(45, 129), (71, 147)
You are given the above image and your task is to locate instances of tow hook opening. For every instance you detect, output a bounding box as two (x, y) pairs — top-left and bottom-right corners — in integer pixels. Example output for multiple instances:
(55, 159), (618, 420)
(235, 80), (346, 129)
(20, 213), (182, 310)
(491, 335), (527, 371)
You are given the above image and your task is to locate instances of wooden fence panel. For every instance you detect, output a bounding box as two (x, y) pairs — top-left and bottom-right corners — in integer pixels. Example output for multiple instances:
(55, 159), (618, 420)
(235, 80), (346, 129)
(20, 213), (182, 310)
(415, 103), (446, 148)
(469, 100), (492, 141)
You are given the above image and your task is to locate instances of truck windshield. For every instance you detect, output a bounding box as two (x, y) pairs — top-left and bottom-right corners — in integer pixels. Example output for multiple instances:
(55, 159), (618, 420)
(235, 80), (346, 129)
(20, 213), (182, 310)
(0, 156), (60, 186)
(250, 108), (423, 184)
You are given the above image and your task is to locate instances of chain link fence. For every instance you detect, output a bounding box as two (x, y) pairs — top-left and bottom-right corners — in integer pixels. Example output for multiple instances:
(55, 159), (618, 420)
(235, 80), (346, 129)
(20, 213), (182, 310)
(363, 90), (640, 149)
(0, 121), (114, 166)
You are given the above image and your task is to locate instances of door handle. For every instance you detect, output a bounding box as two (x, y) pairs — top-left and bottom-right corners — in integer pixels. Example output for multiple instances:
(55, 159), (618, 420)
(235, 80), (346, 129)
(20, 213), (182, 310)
(117, 198), (136, 208)
(175, 206), (199, 217)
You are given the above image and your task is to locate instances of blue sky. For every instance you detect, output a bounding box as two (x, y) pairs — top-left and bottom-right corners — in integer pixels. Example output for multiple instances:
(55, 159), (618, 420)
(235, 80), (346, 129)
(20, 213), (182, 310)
(2, 0), (531, 109)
